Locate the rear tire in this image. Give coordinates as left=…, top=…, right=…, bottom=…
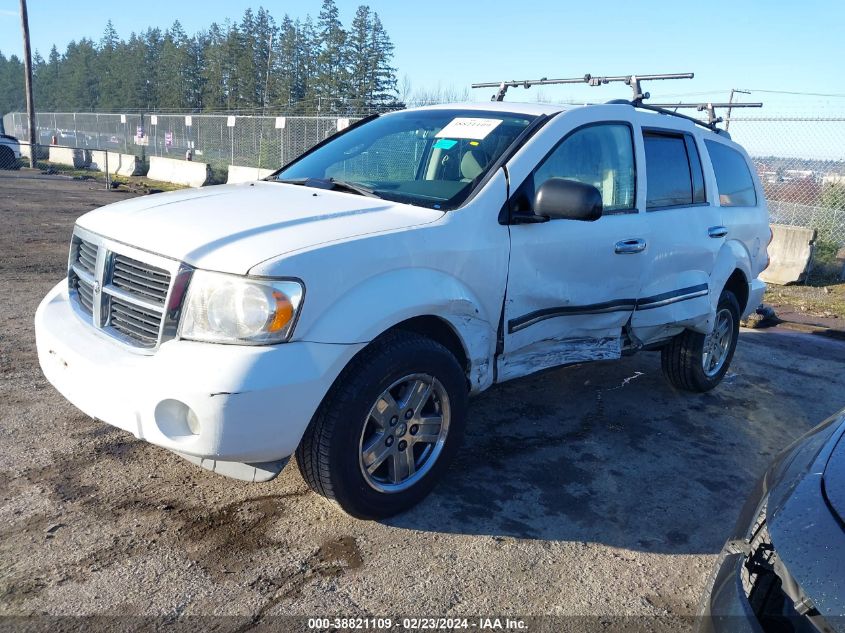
left=296, top=330, right=468, bottom=519
left=661, top=289, right=740, bottom=393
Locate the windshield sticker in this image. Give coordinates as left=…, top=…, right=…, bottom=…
left=436, top=117, right=503, bottom=140
left=433, top=138, right=458, bottom=150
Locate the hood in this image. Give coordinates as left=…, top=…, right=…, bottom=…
left=76, top=181, right=443, bottom=274
left=823, top=427, right=845, bottom=526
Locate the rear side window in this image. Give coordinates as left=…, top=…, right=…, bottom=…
left=644, top=131, right=706, bottom=209
left=705, top=140, right=758, bottom=207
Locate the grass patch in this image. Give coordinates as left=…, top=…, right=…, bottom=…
left=765, top=281, right=845, bottom=320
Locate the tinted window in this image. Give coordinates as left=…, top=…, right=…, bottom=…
left=644, top=132, right=705, bottom=208
left=705, top=140, right=758, bottom=207
left=528, top=124, right=636, bottom=213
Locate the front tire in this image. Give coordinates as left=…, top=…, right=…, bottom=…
left=0, top=147, right=19, bottom=170
left=296, top=330, right=468, bottom=519
left=661, top=289, right=741, bottom=392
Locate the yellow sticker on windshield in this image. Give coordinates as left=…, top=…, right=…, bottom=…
left=436, top=117, right=502, bottom=140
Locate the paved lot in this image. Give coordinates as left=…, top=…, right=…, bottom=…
left=2, top=170, right=845, bottom=626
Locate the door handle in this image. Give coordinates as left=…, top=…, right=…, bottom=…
left=708, top=226, right=728, bottom=238
left=614, top=238, right=647, bottom=254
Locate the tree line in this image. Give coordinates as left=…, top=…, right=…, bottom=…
left=0, top=1, right=399, bottom=116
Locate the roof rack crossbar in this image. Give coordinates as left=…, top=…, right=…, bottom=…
left=471, top=72, right=694, bottom=103
left=647, top=102, right=763, bottom=125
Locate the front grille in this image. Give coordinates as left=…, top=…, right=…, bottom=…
left=74, top=275, right=95, bottom=315
left=109, top=297, right=162, bottom=347
left=111, top=254, right=170, bottom=305
left=75, top=238, right=97, bottom=275
left=68, top=230, right=177, bottom=350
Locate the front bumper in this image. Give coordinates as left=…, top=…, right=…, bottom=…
left=35, top=281, right=363, bottom=467
left=699, top=552, right=763, bottom=633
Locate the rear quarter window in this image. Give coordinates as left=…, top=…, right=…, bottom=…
left=705, top=140, right=758, bottom=207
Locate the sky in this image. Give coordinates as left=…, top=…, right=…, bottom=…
left=1, top=0, right=844, bottom=111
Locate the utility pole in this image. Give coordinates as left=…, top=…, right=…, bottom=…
left=19, top=0, right=37, bottom=168
left=725, top=89, right=751, bottom=131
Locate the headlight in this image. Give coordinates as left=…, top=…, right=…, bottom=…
left=179, top=270, right=304, bottom=344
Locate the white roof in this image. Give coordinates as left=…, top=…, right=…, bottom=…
left=405, top=101, right=572, bottom=117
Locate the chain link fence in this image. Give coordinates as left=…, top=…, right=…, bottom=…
left=727, top=116, right=845, bottom=248
left=3, top=110, right=844, bottom=248
left=1, top=111, right=362, bottom=182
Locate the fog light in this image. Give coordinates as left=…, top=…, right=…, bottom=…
left=186, top=408, right=201, bottom=435
left=154, top=399, right=200, bottom=438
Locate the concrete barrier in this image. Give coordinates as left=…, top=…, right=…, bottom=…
left=760, top=224, right=817, bottom=285
left=88, top=150, right=142, bottom=177
left=18, top=142, right=48, bottom=160
left=48, top=146, right=89, bottom=169
left=147, top=156, right=210, bottom=187
left=226, top=165, right=275, bottom=184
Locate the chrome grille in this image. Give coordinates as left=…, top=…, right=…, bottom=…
left=67, top=228, right=181, bottom=350
left=75, top=239, right=97, bottom=275
left=111, top=254, right=170, bottom=305
left=74, top=276, right=95, bottom=315
left=109, top=298, right=161, bottom=347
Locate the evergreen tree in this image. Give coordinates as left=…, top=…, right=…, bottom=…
left=298, top=16, right=320, bottom=114
left=369, top=13, right=398, bottom=110
left=0, top=52, right=25, bottom=114
left=0, top=8, right=400, bottom=115
left=315, top=0, right=348, bottom=113
left=201, top=23, right=228, bottom=111
left=97, top=21, right=123, bottom=111
left=60, top=39, right=100, bottom=110
left=156, top=21, right=191, bottom=110
left=273, top=16, right=298, bottom=110
left=347, top=6, right=373, bottom=113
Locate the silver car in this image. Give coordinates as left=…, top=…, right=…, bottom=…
left=700, top=408, right=845, bottom=632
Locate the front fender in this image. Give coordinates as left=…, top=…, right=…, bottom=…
left=302, top=268, right=497, bottom=392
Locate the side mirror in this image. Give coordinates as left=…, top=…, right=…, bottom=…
left=534, top=178, right=603, bottom=221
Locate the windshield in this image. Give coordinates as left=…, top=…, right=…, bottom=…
left=275, top=109, right=536, bottom=210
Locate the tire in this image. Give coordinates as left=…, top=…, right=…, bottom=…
left=661, top=289, right=741, bottom=393
left=296, top=330, right=468, bottom=519
left=0, top=147, right=19, bottom=170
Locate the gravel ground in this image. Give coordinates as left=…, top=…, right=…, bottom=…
left=2, top=170, right=845, bottom=629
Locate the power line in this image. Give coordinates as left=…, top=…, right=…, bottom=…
left=740, top=89, right=845, bottom=98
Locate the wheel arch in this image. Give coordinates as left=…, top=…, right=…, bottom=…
left=712, top=241, right=753, bottom=318
left=723, top=268, right=750, bottom=315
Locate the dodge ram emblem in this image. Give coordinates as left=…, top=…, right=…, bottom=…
left=93, top=280, right=101, bottom=294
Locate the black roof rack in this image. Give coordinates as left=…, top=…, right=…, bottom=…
left=646, top=102, right=763, bottom=125
left=471, top=72, right=694, bottom=103
left=602, top=101, right=762, bottom=133
left=470, top=72, right=763, bottom=131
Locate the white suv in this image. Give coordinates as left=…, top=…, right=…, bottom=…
left=35, top=102, right=768, bottom=518
left=0, top=133, right=21, bottom=169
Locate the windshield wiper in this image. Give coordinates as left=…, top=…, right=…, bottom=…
left=324, top=178, right=381, bottom=198
left=273, top=176, right=381, bottom=199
